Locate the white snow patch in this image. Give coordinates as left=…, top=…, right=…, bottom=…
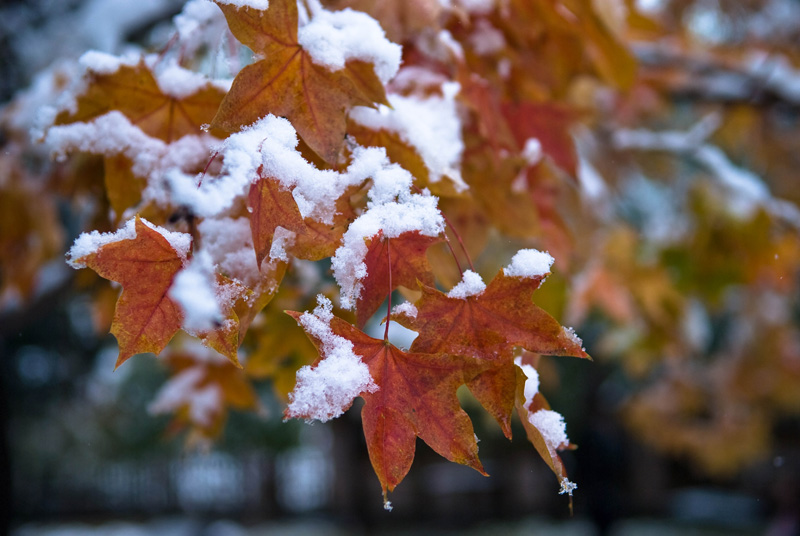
left=559, top=478, right=578, bottom=496
left=78, top=50, right=136, bottom=75
left=349, top=87, right=467, bottom=190
left=522, top=138, right=543, bottom=166
left=514, top=356, right=540, bottom=410
left=66, top=217, right=190, bottom=268
left=392, top=301, right=418, bottom=319
left=331, top=166, right=444, bottom=309
left=287, top=296, right=378, bottom=422
left=562, top=326, right=585, bottom=352
left=170, top=250, right=222, bottom=333
left=66, top=218, right=138, bottom=268
left=215, top=0, right=270, bottom=9
left=447, top=270, right=486, bottom=299
left=196, top=217, right=261, bottom=288
left=503, top=249, right=554, bottom=278
left=529, top=409, right=569, bottom=452
left=298, top=8, right=401, bottom=84
left=269, top=227, right=296, bottom=262
left=154, top=60, right=216, bottom=99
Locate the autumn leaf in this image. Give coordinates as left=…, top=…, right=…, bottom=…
left=355, top=231, right=442, bottom=328
left=323, top=0, right=443, bottom=43
left=211, top=0, right=391, bottom=163
left=501, top=101, right=579, bottom=177
left=286, top=310, right=486, bottom=499
left=248, top=166, right=355, bottom=267
left=516, top=385, right=575, bottom=498
left=150, top=344, right=261, bottom=442
left=53, top=58, right=225, bottom=216
left=103, top=154, right=145, bottom=218
left=395, top=258, right=589, bottom=436
left=54, top=59, right=226, bottom=143
left=68, top=217, right=190, bottom=368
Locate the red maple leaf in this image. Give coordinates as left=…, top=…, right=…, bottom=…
left=355, top=231, right=442, bottom=327
left=285, top=311, right=486, bottom=499
left=395, top=267, right=589, bottom=437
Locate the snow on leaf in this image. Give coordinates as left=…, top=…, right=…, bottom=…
left=286, top=306, right=486, bottom=498
left=394, top=261, right=589, bottom=437
left=248, top=165, right=355, bottom=267
left=354, top=230, right=442, bottom=328
left=54, top=55, right=226, bottom=143
left=211, top=0, right=393, bottom=163
left=67, top=217, right=190, bottom=368
left=284, top=296, right=378, bottom=422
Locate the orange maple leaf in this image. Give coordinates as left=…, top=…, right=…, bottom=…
left=211, top=0, right=390, bottom=163
left=395, top=268, right=589, bottom=437
left=286, top=311, right=486, bottom=499
left=69, top=217, right=189, bottom=368
left=355, top=231, right=442, bottom=328
left=248, top=165, right=355, bottom=267
left=55, top=59, right=226, bottom=143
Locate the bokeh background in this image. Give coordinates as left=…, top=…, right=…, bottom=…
left=2, top=0, right=800, bottom=535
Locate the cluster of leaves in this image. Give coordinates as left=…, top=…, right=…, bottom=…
left=2, top=0, right=800, bottom=507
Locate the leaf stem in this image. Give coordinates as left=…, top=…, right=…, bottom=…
left=197, top=151, right=220, bottom=187
left=384, top=237, right=392, bottom=342
left=441, top=211, right=475, bottom=272
left=443, top=234, right=463, bottom=276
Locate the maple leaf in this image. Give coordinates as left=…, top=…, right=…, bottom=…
left=286, top=310, right=486, bottom=499
left=211, top=0, right=391, bottom=163
left=54, top=59, right=226, bottom=143
left=324, top=0, right=443, bottom=43
left=395, top=258, right=589, bottom=437
left=516, top=386, right=576, bottom=500
left=501, top=101, right=579, bottom=177
left=355, top=231, right=442, bottom=328
left=248, top=166, right=355, bottom=267
left=53, top=58, right=225, bottom=216
left=68, top=217, right=189, bottom=368
left=151, top=344, right=261, bottom=442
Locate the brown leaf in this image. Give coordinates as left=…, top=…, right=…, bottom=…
left=212, top=0, right=390, bottom=163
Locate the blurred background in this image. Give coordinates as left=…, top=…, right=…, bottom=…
left=2, top=0, right=800, bottom=535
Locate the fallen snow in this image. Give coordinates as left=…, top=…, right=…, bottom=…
left=561, top=326, right=586, bottom=353
left=215, top=0, right=270, bottom=9
left=392, top=301, right=418, bottom=319
left=66, top=218, right=138, bottom=268
left=298, top=8, right=401, bottom=84
left=503, top=249, right=554, bottom=279
left=169, top=250, right=222, bottom=333
left=528, top=409, right=569, bottom=453
left=447, top=270, right=486, bottom=299
left=349, top=86, right=467, bottom=190
left=66, top=217, right=191, bottom=269
left=514, top=356, right=540, bottom=410
left=286, top=296, right=378, bottom=422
